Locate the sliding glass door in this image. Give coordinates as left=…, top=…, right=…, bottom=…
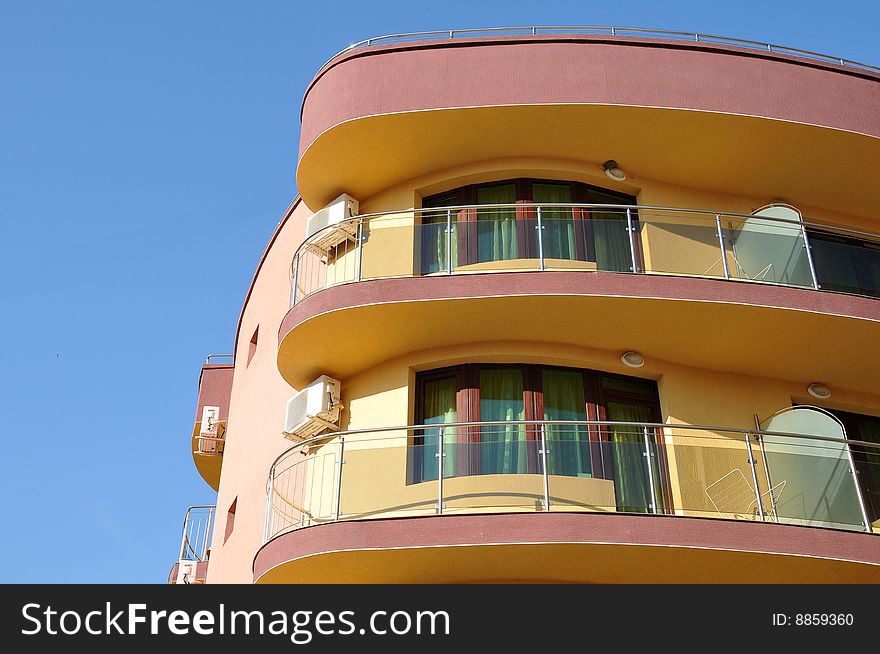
left=421, top=178, right=637, bottom=272
left=532, top=182, right=578, bottom=261
left=415, top=374, right=458, bottom=482
left=605, top=401, right=665, bottom=514
left=413, top=364, right=667, bottom=513
left=808, top=230, right=880, bottom=298
left=475, top=184, right=518, bottom=264
left=541, top=367, right=591, bottom=477
left=419, top=192, right=459, bottom=275
left=478, top=367, right=527, bottom=474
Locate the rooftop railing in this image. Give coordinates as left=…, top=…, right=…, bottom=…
left=290, top=204, right=880, bottom=306
left=264, top=420, right=880, bottom=543
left=204, top=354, right=234, bottom=365
left=318, top=26, right=880, bottom=77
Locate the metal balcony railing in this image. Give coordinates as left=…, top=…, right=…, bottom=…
left=204, top=354, right=234, bottom=365
left=178, top=505, right=215, bottom=563
left=264, top=420, right=880, bottom=543
left=318, top=26, right=880, bottom=77
left=290, top=204, right=880, bottom=306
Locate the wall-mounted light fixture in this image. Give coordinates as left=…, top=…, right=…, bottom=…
left=620, top=351, right=645, bottom=368
left=807, top=383, right=832, bottom=399
left=603, top=160, right=627, bottom=182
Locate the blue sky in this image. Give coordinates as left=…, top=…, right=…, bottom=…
left=1, top=1, right=878, bottom=582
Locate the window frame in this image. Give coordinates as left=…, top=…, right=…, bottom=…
left=421, top=178, right=639, bottom=270
left=805, top=228, right=880, bottom=298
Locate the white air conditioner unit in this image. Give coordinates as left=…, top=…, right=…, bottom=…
left=283, top=375, right=343, bottom=441
left=176, top=561, right=197, bottom=585
left=196, top=405, right=224, bottom=455
left=305, top=194, right=360, bottom=253
left=201, top=405, right=220, bottom=434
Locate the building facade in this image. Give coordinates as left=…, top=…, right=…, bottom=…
left=172, top=27, right=880, bottom=584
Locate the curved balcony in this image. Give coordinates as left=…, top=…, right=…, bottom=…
left=298, top=28, right=880, bottom=213
left=290, top=203, right=880, bottom=304
left=169, top=505, right=214, bottom=584
left=278, top=204, right=880, bottom=390
left=254, top=419, right=880, bottom=583
left=191, top=356, right=234, bottom=491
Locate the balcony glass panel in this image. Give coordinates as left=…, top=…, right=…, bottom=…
left=605, top=405, right=666, bottom=514
left=761, top=435, right=865, bottom=531
left=419, top=192, right=459, bottom=274
left=727, top=215, right=813, bottom=287
left=266, top=419, right=880, bottom=543
left=637, top=211, right=729, bottom=279
left=542, top=369, right=590, bottom=478
left=476, top=183, right=517, bottom=263
left=442, top=436, right=543, bottom=513
left=761, top=407, right=866, bottom=532
left=416, top=374, right=458, bottom=481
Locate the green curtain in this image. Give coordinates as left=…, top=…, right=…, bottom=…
left=593, top=210, right=632, bottom=272
left=479, top=368, right=526, bottom=474
left=533, top=183, right=576, bottom=261
left=420, top=195, right=458, bottom=274
left=476, top=184, right=517, bottom=263
left=607, top=401, right=664, bottom=513
left=420, top=376, right=457, bottom=481
left=542, top=368, right=590, bottom=476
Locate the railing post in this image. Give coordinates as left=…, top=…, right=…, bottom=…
left=800, top=223, right=820, bottom=289
left=334, top=437, right=345, bottom=521
left=356, top=219, right=364, bottom=282
left=715, top=214, right=731, bottom=280
left=626, top=207, right=638, bottom=273
left=446, top=209, right=453, bottom=274
left=744, top=432, right=765, bottom=521
left=436, top=428, right=445, bottom=514
left=178, top=509, right=189, bottom=561
left=642, top=426, right=658, bottom=514
left=753, top=415, right=779, bottom=523
left=540, top=423, right=550, bottom=511
left=208, top=506, right=215, bottom=558
left=536, top=205, right=545, bottom=271
left=291, top=252, right=300, bottom=306
left=263, top=466, right=274, bottom=543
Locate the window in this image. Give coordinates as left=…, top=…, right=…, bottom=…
left=224, top=497, right=237, bottom=544
left=807, top=230, right=880, bottom=298
left=420, top=179, right=637, bottom=274
left=247, top=326, right=259, bottom=366
left=412, top=364, right=667, bottom=514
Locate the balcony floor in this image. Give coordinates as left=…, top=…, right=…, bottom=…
left=278, top=270, right=880, bottom=392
